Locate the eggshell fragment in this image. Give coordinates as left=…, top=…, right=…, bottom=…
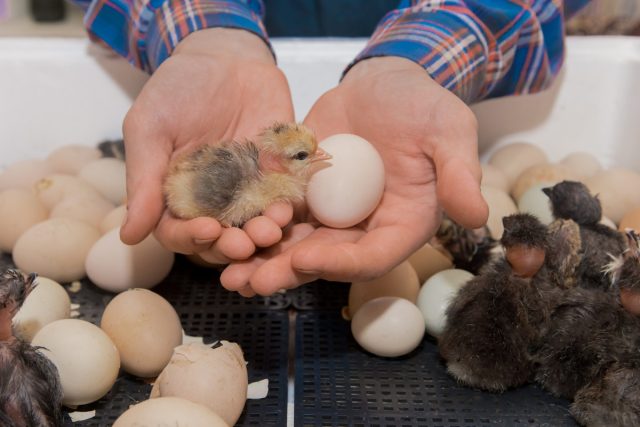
left=347, top=261, right=420, bottom=319
left=50, top=193, right=115, bottom=228
left=32, top=319, right=120, bottom=406
left=150, top=341, right=248, bottom=426
left=34, top=174, right=101, bottom=210
left=13, top=276, right=71, bottom=342
left=46, top=145, right=102, bottom=175
left=585, top=168, right=640, bottom=223
left=351, top=296, right=425, bottom=358
left=559, top=151, right=602, bottom=180
left=481, top=186, right=518, bottom=239
left=0, top=189, right=48, bottom=252
left=488, top=142, right=548, bottom=187
left=113, top=397, right=229, bottom=427
left=0, top=159, right=52, bottom=191
left=306, top=134, right=385, bottom=228
left=417, top=269, right=474, bottom=338
left=511, top=163, right=577, bottom=201
left=99, top=204, right=126, bottom=234
left=77, top=158, right=127, bottom=205
left=86, top=228, right=174, bottom=292
left=408, top=243, right=454, bottom=284
left=13, top=218, right=100, bottom=283
left=100, top=289, right=183, bottom=378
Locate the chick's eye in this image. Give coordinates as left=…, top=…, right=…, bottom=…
left=292, top=151, right=309, bottom=161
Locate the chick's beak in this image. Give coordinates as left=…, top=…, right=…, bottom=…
left=311, top=148, right=332, bottom=162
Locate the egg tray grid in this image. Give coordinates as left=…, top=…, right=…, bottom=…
left=294, top=310, right=578, bottom=427
left=288, top=279, right=350, bottom=311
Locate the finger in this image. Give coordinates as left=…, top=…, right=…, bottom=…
left=120, top=120, right=172, bottom=245
left=202, top=227, right=255, bottom=261
left=433, top=139, right=488, bottom=229
left=291, top=223, right=430, bottom=283
left=154, top=212, right=222, bottom=254
left=262, top=201, right=293, bottom=228
left=242, top=216, right=283, bottom=248
left=220, top=223, right=315, bottom=294
left=236, top=285, right=256, bottom=298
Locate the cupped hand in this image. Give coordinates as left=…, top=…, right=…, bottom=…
left=120, top=28, right=295, bottom=262
left=221, top=56, right=488, bottom=296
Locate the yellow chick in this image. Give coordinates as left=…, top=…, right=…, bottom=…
left=164, top=123, right=330, bottom=227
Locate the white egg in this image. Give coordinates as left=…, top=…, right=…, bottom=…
left=32, top=319, right=120, bottom=406
left=306, top=134, right=384, bottom=228
left=0, top=159, right=53, bottom=191
left=481, top=186, right=518, bottom=239
left=351, top=296, right=425, bottom=358
left=46, top=145, right=102, bottom=175
left=114, top=397, right=229, bottom=427
left=34, top=174, right=102, bottom=210
left=50, top=193, right=115, bottom=228
left=99, top=204, right=127, bottom=234
left=417, top=269, right=474, bottom=338
left=13, top=276, right=71, bottom=342
left=0, top=189, right=48, bottom=252
left=77, top=158, right=127, bottom=205
left=85, top=228, right=174, bottom=292
left=517, top=182, right=555, bottom=224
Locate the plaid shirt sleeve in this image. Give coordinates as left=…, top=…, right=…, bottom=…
left=350, top=0, right=592, bottom=103
left=68, top=0, right=268, bottom=72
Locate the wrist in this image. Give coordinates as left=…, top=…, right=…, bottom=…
left=173, top=28, right=274, bottom=64
left=342, top=56, right=427, bottom=84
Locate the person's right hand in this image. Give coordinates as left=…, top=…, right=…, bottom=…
left=120, top=28, right=296, bottom=263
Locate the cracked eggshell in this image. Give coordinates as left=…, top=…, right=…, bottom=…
left=306, top=134, right=385, bottom=229
left=0, top=189, right=48, bottom=252
left=32, top=319, right=120, bottom=406
left=77, top=158, right=126, bottom=205
left=13, top=276, right=71, bottom=342
left=13, top=218, right=100, bottom=283
left=86, top=228, right=174, bottom=292
left=114, top=397, right=229, bottom=427
left=100, top=289, right=183, bottom=378
left=150, top=341, right=248, bottom=426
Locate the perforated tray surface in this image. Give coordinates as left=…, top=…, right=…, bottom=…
left=0, top=254, right=289, bottom=426
left=290, top=279, right=350, bottom=311
left=294, top=311, right=577, bottom=427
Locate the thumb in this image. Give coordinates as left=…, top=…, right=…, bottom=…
left=434, top=145, right=488, bottom=229
left=120, top=125, right=171, bottom=245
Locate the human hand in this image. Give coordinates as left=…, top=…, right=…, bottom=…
left=221, top=56, right=488, bottom=296
left=120, top=28, right=295, bottom=263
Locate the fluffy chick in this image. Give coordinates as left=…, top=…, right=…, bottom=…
left=164, top=123, right=330, bottom=227
left=434, top=216, right=497, bottom=274
left=543, top=180, right=626, bottom=289
left=0, top=270, right=63, bottom=427
left=533, top=287, right=640, bottom=427
left=606, top=229, right=640, bottom=315
left=501, top=213, right=548, bottom=278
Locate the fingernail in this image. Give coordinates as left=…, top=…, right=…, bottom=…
left=296, top=268, right=322, bottom=276
left=194, top=238, right=214, bottom=245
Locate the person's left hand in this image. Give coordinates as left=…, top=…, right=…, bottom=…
left=221, top=56, right=488, bottom=296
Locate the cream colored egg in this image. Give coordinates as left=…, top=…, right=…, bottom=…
left=585, top=168, right=640, bottom=223
left=347, top=261, right=420, bottom=319
left=0, top=189, right=48, bottom=252
left=480, top=163, right=510, bottom=192
left=13, top=276, right=71, bottom=342
left=511, top=163, right=577, bottom=201
left=78, top=158, right=127, bottom=205
left=46, top=145, right=102, bottom=175
left=559, top=151, right=602, bottom=180
left=306, top=134, right=385, bottom=228
left=488, top=142, right=548, bottom=187
left=34, top=174, right=101, bottom=210
left=50, top=193, right=115, bottom=228
left=481, top=186, right=518, bottom=239
left=13, top=218, right=100, bottom=282
left=408, top=243, right=454, bottom=284
left=100, top=289, right=183, bottom=378
left=150, top=341, right=248, bottom=426
left=417, top=269, right=474, bottom=338
left=351, top=296, right=425, bottom=358
left=619, top=207, right=640, bottom=232
left=113, top=397, right=229, bottom=427
left=32, top=319, right=120, bottom=406
left=99, top=204, right=127, bottom=234
left=0, top=159, right=52, bottom=191
left=517, top=182, right=554, bottom=225
left=86, top=228, right=174, bottom=292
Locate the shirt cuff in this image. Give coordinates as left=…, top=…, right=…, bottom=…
left=84, top=1, right=270, bottom=73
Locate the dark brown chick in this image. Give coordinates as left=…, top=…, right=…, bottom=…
left=501, top=213, right=548, bottom=278
left=434, top=216, right=497, bottom=274
left=0, top=270, right=63, bottom=427
left=543, top=180, right=627, bottom=290
left=164, top=123, right=330, bottom=227
left=605, top=229, right=640, bottom=315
